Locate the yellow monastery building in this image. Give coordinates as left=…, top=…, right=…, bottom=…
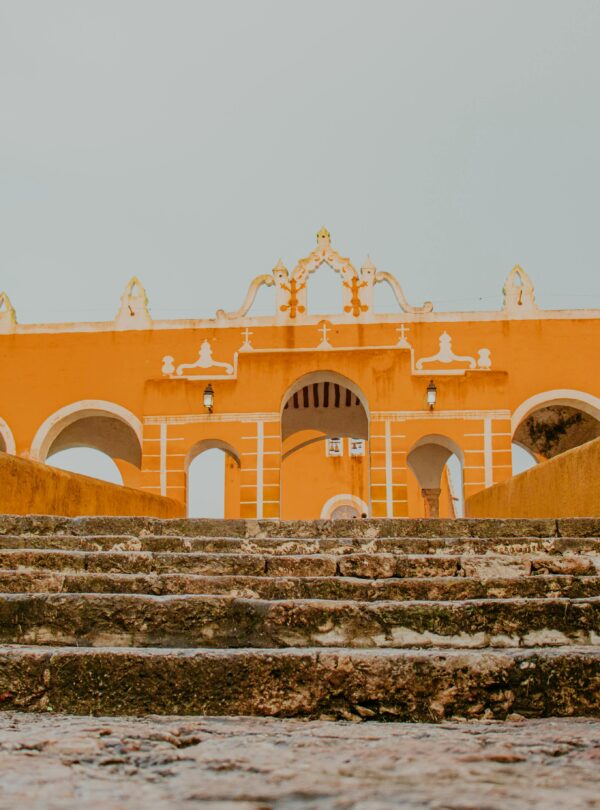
left=1, top=228, right=599, bottom=520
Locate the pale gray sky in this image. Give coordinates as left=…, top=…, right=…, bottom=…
left=2, top=0, right=598, bottom=511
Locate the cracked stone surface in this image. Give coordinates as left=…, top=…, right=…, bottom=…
left=0, top=714, right=599, bottom=809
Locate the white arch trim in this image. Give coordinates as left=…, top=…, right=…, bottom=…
left=409, top=433, right=465, bottom=465
left=320, top=493, right=370, bottom=519
left=30, top=400, right=143, bottom=462
left=280, top=370, right=370, bottom=416
left=0, top=417, right=16, bottom=455
left=511, top=390, right=600, bottom=435
left=185, top=439, right=241, bottom=472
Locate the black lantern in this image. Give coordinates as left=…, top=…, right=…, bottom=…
left=203, top=383, right=214, bottom=413
left=426, top=379, right=437, bottom=410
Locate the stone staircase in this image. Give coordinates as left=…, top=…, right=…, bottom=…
left=0, top=515, right=598, bottom=720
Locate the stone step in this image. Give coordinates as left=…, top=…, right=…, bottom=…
left=0, top=549, right=596, bottom=578
left=2, top=534, right=600, bottom=556
left=0, top=570, right=599, bottom=600
left=0, top=644, right=598, bottom=720
left=4, top=515, right=600, bottom=539
left=0, top=593, right=598, bottom=649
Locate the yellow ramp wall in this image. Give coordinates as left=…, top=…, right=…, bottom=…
left=465, top=437, right=600, bottom=518
left=0, top=452, right=184, bottom=518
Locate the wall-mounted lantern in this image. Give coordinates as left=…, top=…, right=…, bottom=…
left=426, top=379, right=437, bottom=410
left=203, top=383, right=214, bottom=413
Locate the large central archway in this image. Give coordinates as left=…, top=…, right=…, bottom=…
left=280, top=371, right=370, bottom=519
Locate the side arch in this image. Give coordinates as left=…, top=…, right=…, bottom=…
left=0, top=417, right=16, bottom=455
left=511, top=389, right=600, bottom=460
left=511, top=390, right=600, bottom=434
left=30, top=400, right=143, bottom=466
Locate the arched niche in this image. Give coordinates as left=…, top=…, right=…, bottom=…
left=31, top=400, right=143, bottom=468
left=320, top=493, right=369, bottom=519
left=512, top=390, right=600, bottom=460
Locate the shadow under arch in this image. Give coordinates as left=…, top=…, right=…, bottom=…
left=281, top=370, right=369, bottom=441
left=512, top=389, right=600, bottom=460
left=407, top=433, right=464, bottom=518
left=30, top=400, right=143, bottom=468
left=0, top=416, right=16, bottom=455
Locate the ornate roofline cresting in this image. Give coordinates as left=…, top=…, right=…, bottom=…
left=217, top=227, right=433, bottom=322
left=3, top=227, right=599, bottom=334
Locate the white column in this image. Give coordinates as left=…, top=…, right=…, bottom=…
left=256, top=420, right=264, bottom=519
left=385, top=420, right=393, bottom=518
left=159, top=422, right=167, bottom=496
left=483, top=417, right=493, bottom=488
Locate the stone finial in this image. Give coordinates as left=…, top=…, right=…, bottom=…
left=0, top=292, right=16, bottom=332
left=316, top=226, right=331, bottom=250
left=272, top=259, right=288, bottom=279
left=360, top=255, right=377, bottom=282
left=115, top=277, right=152, bottom=330
left=503, top=265, right=538, bottom=315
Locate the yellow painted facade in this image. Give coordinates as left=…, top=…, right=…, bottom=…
left=1, top=228, right=599, bottom=519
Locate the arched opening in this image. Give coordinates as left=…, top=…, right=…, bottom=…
left=49, top=448, right=123, bottom=485
left=306, top=263, right=343, bottom=315
left=407, top=434, right=464, bottom=518
left=186, top=440, right=241, bottom=518
left=512, top=391, right=600, bottom=462
left=31, top=401, right=142, bottom=487
left=512, top=442, right=538, bottom=475
left=281, top=371, right=369, bottom=519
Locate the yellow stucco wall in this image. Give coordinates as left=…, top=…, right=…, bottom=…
left=0, top=452, right=184, bottom=517
left=465, top=437, right=600, bottom=518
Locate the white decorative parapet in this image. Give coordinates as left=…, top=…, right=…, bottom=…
left=416, top=332, right=492, bottom=372
left=162, top=339, right=238, bottom=380
left=216, top=228, right=433, bottom=322
left=115, top=277, right=152, bottom=330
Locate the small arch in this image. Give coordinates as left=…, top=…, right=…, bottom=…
left=31, top=400, right=143, bottom=466
left=186, top=439, right=241, bottom=518
left=320, top=493, right=369, bottom=519
left=407, top=434, right=464, bottom=518
left=185, top=439, right=241, bottom=471
left=0, top=416, right=16, bottom=455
